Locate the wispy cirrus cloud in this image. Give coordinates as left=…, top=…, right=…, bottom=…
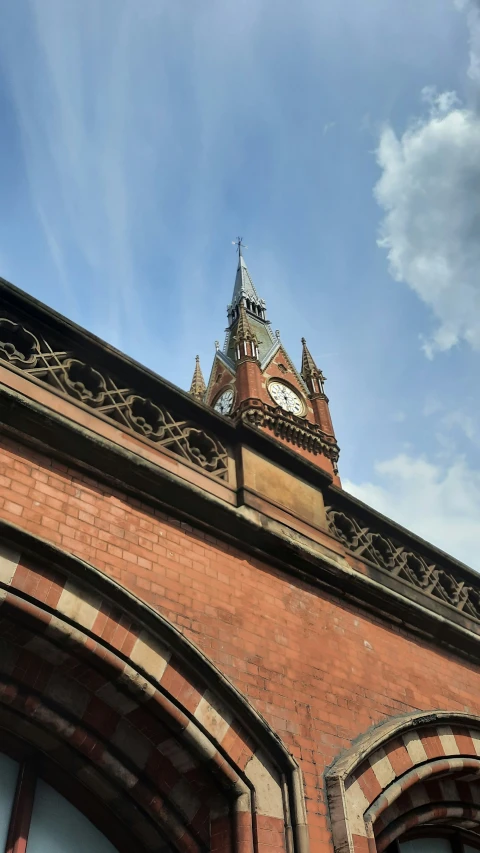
left=0, top=1, right=143, bottom=343
left=0, top=0, right=303, bottom=357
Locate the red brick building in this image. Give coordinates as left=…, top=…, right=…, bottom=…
left=1, top=250, right=480, bottom=853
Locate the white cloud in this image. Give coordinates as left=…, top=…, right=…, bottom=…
left=375, top=92, right=480, bottom=357
left=345, top=453, right=480, bottom=569
left=374, top=0, right=480, bottom=357
left=0, top=2, right=138, bottom=343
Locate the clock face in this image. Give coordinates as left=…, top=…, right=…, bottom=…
left=214, top=388, right=234, bottom=415
left=268, top=381, right=304, bottom=415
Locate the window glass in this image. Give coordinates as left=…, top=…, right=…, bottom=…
left=0, top=752, right=19, bottom=851
left=27, top=779, right=117, bottom=853
left=400, top=839, right=452, bottom=853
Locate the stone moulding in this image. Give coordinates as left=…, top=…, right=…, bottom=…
left=0, top=316, right=229, bottom=481
left=326, top=503, right=480, bottom=623
left=236, top=399, right=340, bottom=472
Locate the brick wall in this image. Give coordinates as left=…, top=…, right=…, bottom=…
left=1, top=433, right=480, bottom=852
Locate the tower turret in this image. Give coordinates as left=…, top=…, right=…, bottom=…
left=202, top=240, right=340, bottom=483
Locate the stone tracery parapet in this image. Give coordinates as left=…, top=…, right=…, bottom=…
left=326, top=502, right=480, bottom=622
left=0, top=316, right=229, bottom=481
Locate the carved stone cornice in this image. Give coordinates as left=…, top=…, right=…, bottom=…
left=234, top=398, right=340, bottom=472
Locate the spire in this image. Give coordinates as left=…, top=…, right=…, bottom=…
left=234, top=303, right=259, bottom=362
left=224, top=240, right=275, bottom=363
left=231, top=254, right=264, bottom=312
left=189, top=355, right=207, bottom=401
left=301, top=338, right=326, bottom=396
left=227, top=238, right=267, bottom=324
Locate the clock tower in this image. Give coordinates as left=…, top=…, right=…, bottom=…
left=189, top=240, right=340, bottom=484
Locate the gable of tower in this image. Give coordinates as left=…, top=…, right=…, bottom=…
left=260, top=342, right=309, bottom=395
left=205, top=352, right=235, bottom=407
left=260, top=344, right=315, bottom=416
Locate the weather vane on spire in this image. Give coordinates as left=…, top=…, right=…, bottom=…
left=232, top=236, right=247, bottom=258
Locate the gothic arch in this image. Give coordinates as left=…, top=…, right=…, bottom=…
left=326, top=712, right=480, bottom=853
left=0, top=521, right=308, bottom=853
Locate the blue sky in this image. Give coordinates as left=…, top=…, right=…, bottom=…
left=0, top=0, right=479, bottom=566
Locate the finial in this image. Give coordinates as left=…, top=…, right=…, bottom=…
left=215, top=340, right=220, bottom=351
left=301, top=337, right=306, bottom=345
left=232, top=236, right=247, bottom=258
left=195, top=354, right=200, bottom=363
left=275, top=330, right=281, bottom=339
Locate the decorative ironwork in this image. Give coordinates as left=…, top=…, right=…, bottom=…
left=237, top=399, right=340, bottom=472
left=326, top=506, right=480, bottom=620
left=0, top=318, right=229, bottom=480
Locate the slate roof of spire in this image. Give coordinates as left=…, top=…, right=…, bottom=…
left=225, top=253, right=276, bottom=363
left=230, top=254, right=262, bottom=310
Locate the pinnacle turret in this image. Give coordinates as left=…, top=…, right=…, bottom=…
left=189, top=355, right=207, bottom=401
left=300, top=338, right=326, bottom=396
left=233, top=303, right=259, bottom=362
left=300, top=338, right=335, bottom=438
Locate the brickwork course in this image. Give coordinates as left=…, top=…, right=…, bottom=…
left=1, top=260, right=480, bottom=853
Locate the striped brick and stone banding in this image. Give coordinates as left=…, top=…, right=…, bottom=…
left=0, top=538, right=297, bottom=853
left=326, top=714, right=480, bottom=853
left=375, top=776, right=480, bottom=851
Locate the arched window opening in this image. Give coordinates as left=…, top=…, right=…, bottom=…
left=0, top=753, right=18, bottom=851
left=326, top=712, right=480, bottom=853
left=28, top=778, right=117, bottom=853
left=388, top=829, right=480, bottom=853
left=0, top=750, right=118, bottom=853
left=0, top=537, right=303, bottom=853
